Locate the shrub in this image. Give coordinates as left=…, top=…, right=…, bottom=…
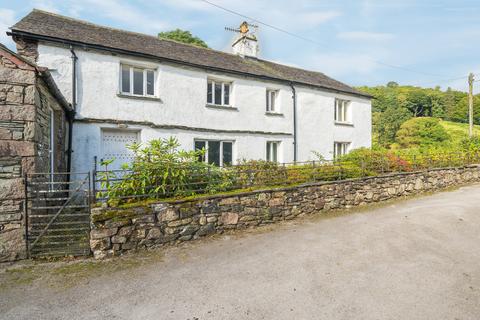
left=229, top=160, right=287, bottom=187
left=395, top=117, right=450, bottom=148
left=99, top=137, right=232, bottom=203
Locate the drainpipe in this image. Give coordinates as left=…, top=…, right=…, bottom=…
left=290, top=82, right=297, bottom=163
left=67, top=46, right=77, bottom=182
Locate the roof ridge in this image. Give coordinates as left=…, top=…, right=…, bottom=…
left=10, top=10, right=370, bottom=98
left=24, top=9, right=331, bottom=75
left=24, top=9, right=242, bottom=58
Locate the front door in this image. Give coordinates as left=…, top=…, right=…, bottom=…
left=101, top=129, right=139, bottom=171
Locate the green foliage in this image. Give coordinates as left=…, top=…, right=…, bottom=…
left=231, top=160, right=287, bottom=187
left=158, top=29, right=209, bottom=48
left=100, top=137, right=231, bottom=203
left=395, top=117, right=450, bottom=148
left=357, top=83, right=479, bottom=148
left=98, top=138, right=480, bottom=205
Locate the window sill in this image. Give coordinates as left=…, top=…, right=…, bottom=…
left=334, top=121, right=354, bottom=127
left=117, top=93, right=162, bottom=102
left=265, top=112, right=284, bottom=117
left=206, top=104, right=238, bottom=111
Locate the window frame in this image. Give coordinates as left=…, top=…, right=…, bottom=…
left=120, top=64, right=157, bottom=98
left=207, top=79, right=233, bottom=107
left=266, top=141, right=280, bottom=163
left=334, top=141, right=350, bottom=159
left=266, top=89, right=279, bottom=113
left=334, top=98, right=351, bottom=124
left=194, top=139, right=234, bottom=166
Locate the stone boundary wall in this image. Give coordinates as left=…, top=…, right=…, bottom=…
left=90, top=166, right=480, bottom=259
left=0, top=44, right=68, bottom=262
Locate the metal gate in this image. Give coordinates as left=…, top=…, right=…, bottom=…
left=25, top=172, right=92, bottom=258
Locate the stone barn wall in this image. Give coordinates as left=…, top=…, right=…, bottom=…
left=0, top=45, right=69, bottom=262
left=90, top=165, right=480, bottom=259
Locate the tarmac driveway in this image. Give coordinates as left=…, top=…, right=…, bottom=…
left=1, top=184, right=480, bottom=320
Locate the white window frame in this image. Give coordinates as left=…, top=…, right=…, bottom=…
left=266, top=89, right=279, bottom=113
left=194, top=139, right=234, bottom=166
left=334, top=98, right=351, bottom=123
left=120, top=64, right=157, bottom=97
left=207, top=79, right=232, bottom=107
left=334, top=142, right=350, bottom=158
left=266, top=141, right=280, bottom=162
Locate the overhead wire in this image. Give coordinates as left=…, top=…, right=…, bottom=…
left=199, top=0, right=467, bottom=81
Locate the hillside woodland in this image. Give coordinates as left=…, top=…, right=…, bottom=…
left=357, top=82, right=480, bottom=151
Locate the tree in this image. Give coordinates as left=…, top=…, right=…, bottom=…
left=356, top=82, right=474, bottom=148
left=374, top=106, right=411, bottom=147
left=158, top=29, right=209, bottom=48
left=395, top=117, right=450, bottom=148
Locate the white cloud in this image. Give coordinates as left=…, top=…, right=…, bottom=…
left=30, top=0, right=60, bottom=13
left=308, top=53, right=378, bottom=77
left=0, top=8, right=16, bottom=49
left=298, top=11, right=341, bottom=27
left=338, top=31, right=394, bottom=41
left=79, top=0, right=170, bottom=33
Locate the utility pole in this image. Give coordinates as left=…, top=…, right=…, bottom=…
left=468, top=73, right=474, bottom=137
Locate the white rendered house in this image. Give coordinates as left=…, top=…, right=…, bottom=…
left=9, top=10, right=372, bottom=177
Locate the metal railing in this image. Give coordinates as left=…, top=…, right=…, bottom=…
left=92, top=151, right=480, bottom=204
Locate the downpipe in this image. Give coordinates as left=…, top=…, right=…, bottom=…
left=67, top=46, right=77, bottom=183
left=290, top=82, right=297, bottom=163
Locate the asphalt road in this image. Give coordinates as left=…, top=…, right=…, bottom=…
left=2, top=184, right=480, bottom=320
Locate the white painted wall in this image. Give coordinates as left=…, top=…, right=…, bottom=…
left=296, top=87, right=372, bottom=161
left=37, top=42, right=371, bottom=175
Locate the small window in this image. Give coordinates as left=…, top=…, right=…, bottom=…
left=334, top=98, right=350, bottom=123
left=195, top=140, right=234, bottom=166
left=194, top=140, right=206, bottom=162
left=120, top=64, right=156, bottom=97
left=121, top=65, right=130, bottom=93
left=133, top=69, right=144, bottom=95
left=266, top=141, right=280, bottom=162
left=146, top=70, right=155, bottom=96
left=207, top=79, right=232, bottom=106
left=266, top=89, right=278, bottom=112
left=334, top=142, right=350, bottom=158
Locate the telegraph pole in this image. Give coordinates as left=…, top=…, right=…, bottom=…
left=468, top=73, right=474, bottom=137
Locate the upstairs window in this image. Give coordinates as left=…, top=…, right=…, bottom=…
left=266, top=141, right=280, bottom=162
left=334, top=142, right=350, bottom=158
left=195, top=140, right=233, bottom=166
left=334, top=98, right=350, bottom=123
left=207, top=80, right=231, bottom=106
left=266, top=89, right=278, bottom=112
left=121, top=64, right=155, bottom=97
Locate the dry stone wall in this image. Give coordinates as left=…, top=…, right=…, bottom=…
left=0, top=44, right=68, bottom=262
left=90, top=166, right=480, bottom=259
left=0, top=53, right=37, bottom=262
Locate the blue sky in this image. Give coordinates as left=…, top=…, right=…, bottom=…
left=0, top=0, right=479, bottom=92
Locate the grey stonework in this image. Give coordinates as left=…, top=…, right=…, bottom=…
left=0, top=43, right=69, bottom=262
left=13, top=37, right=38, bottom=63
left=90, top=166, right=480, bottom=259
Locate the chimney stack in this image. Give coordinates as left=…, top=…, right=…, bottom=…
left=231, top=21, right=258, bottom=58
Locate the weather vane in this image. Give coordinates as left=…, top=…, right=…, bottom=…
left=225, top=21, right=258, bottom=37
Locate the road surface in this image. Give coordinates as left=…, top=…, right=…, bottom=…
left=2, top=184, right=480, bottom=320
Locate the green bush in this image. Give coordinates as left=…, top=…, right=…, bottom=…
left=395, top=117, right=450, bottom=148
left=97, top=137, right=480, bottom=204
left=228, top=160, right=287, bottom=187
left=99, top=137, right=232, bottom=203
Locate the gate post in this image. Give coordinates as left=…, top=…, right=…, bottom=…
left=23, top=173, right=29, bottom=259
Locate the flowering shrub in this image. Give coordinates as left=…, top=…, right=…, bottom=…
left=97, top=138, right=480, bottom=205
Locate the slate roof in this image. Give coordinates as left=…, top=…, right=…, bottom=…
left=9, top=9, right=370, bottom=98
